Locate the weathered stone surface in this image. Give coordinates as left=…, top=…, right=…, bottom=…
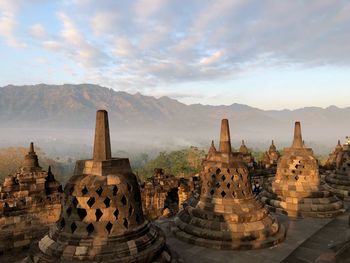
left=239, top=140, right=255, bottom=169
left=324, top=140, right=343, bottom=170
left=0, top=143, right=62, bottom=253
left=172, top=119, right=286, bottom=250
left=259, top=122, right=344, bottom=218
left=261, top=140, right=280, bottom=169
left=324, top=139, right=350, bottom=201
left=26, top=110, right=177, bottom=263
left=141, top=168, right=195, bottom=220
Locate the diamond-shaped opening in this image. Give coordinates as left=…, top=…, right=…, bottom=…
left=69, top=186, right=74, bottom=195
left=123, top=218, right=129, bottom=229
left=232, top=191, right=236, bottom=197
left=71, top=222, right=77, bottom=233
left=72, top=197, right=78, bottom=207
left=113, top=209, right=119, bottom=220
left=221, top=191, right=226, bottom=198
left=66, top=206, right=72, bottom=217
left=292, top=170, right=296, bottom=174
left=59, top=218, right=65, bottom=229
left=95, top=209, right=103, bottom=221
left=295, top=175, right=299, bottom=181
left=104, top=197, right=111, bottom=208
left=227, top=169, right=230, bottom=173
left=121, top=195, right=127, bottom=206
left=81, top=186, right=88, bottom=195
left=95, top=186, right=103, bottom=196
left=211, top=174, right=216, bottom=180
left=128, top=205, right=133, bottom=217
left=216, top=182, right=220, bottom=188
left=127, top=183, right=131, bottom=192
left=210, top=189, right=215, bottom=195
left=87, top=197, right=95, bottom=208
left=86, top=223, right=94, bottom=235
left=105, top=221, right=113, bottom=234
left=231, top=176, right=234, bottom=181
left=112, top=185, right=118, bottom=196
left=216, top=168, right=221, bottom=174
left=227, top=183, right=231, bottom=189
left=77, top=208, right=87, bottom=220
left=221, top=175, right=226, bottom=181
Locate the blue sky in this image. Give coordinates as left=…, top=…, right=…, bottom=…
left=0, top=0, right=349, bottom=109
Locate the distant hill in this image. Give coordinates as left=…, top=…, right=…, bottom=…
left=0, top=84, right=349, bottom=154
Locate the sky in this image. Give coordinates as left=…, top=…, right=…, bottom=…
left=0, top=0, right=349, bottom=110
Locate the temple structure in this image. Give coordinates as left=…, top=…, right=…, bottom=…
left=171, top=119, right=286, bottom=249
left=26, top=110, right=177, bottom=263
left=141, top=168, right=195, bottom=219
left=259, top=122, right=344, bottom=218
left=239, top=140, right=255, bottom=169
left=261, top=140, right=280, bottom=169
left=0, top=143, right=62, bottom=252
left=324, top=140, right=343, bottom=170
left=324, top=138, right=350, bottom=201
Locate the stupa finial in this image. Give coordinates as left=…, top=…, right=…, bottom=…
left=93, top=110, right=112, bottom=161
left=29, top=142, right=35, bottom=153
left=219, top=119, right=231, bottom=153
left=272, top=140, right=274, bottom=146
left=292, top=121, right=303, bottom=148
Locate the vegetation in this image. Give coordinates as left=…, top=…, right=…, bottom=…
left=134, top=146, right=206, bottom=182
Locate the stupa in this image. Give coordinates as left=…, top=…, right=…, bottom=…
left=27, top=110, right=176, bottom=263
left=261, top=140, right=280, bottom=169
left=239, top=140, right=255, bottom=169
left=259, top=122, right=344, bottom=218
left=324, top=140, right=343, bottom=170
left=0, top=143, right=62, bottom=252
left=171, top=119, right=286, bottom=250
left=324, top=138, right=350, bottom=201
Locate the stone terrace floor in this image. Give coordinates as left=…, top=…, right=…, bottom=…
left=156, top=202, right=350, bottom=263
left=1, top=203, right=349, bottom=263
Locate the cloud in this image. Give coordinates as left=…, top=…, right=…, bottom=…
left=2, top=0, right=350, bottom=95
left=29, top=23, right=46, bottom=39
left=0, top=0, right=26, bottom=48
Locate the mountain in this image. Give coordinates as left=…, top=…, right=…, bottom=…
left=0, top=84, right=349, bottom=155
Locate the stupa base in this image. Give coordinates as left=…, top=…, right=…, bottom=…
left=171, top=209, right=286, bottom=250
left=325, top=174, right=350, bottom=201
left=259, top=189, right=345, bottom=219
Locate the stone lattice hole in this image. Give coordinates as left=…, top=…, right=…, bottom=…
left=210, top=189, right=215, bottom=195
left=77, top=208, right=87, bottom=220
left=86, top=223, right=94, bottom=235
left=113, top=209, right=119, bottom=220
left=227, top=183, right=231, bottom=189
left=87, top=197, right=95, bottom=208
left=127, top=183, right=132, bottom=192
left=72, top=197, right=78, bottom=207
left=105, top=221, right=113, bottom=234
left=112, top=185, right=118, bottom=196
left=104, top=197, right=111, bottom=208
left=95, top=186, right=103, bottom=196
left=71, top=222, right=77, bottom=233
left=221, top=191, right=226, bottom=198
left=59, top=218, right=65, bottom=229
left=95, top=209, right=103, bottom=221
left=81, top=186, right=88, bottom=195
left=128, top=205, right=133, bottom=217
left=121, top=195, right=127, bottom=206
left=123, top=218, right=129, bottom=229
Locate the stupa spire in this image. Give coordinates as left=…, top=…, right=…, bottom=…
left=292, top=121, right=303, bottom=148
left=93, top=110, right=112, bottom=161
left=219, top=119, right=231, bottom=153
left=29, top=142, right=34, bottom=153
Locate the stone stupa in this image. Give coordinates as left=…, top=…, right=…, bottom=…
left=259, top=122, right=344, bottom=218
left=261, top=140, right=280, bottom=169
left=27, top=110, right=176, bottom=263
left=0, top=143, right=62, bottom=252
left=324, top=140, right=343, bottom=170
left=238, top=140, right=255, bottom=169
left=325, top=138, right=350, bottom=201
left=171, top=119, right=286, bottom=250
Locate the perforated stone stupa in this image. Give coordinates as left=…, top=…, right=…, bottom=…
left=0, top=143, right=62, bottom=252
left=239, top=140, right=255, bottom=169
left=325, top=139, right=350, bottom=201
left=261, top=140, right=280, bottom=169
left=171, top=119, right=286, bottom=250
left=259, top=122, right=344, bottom=218
left=324, top=140, right=343, bottom=170
left=27, top=110, right=176, bottom=263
